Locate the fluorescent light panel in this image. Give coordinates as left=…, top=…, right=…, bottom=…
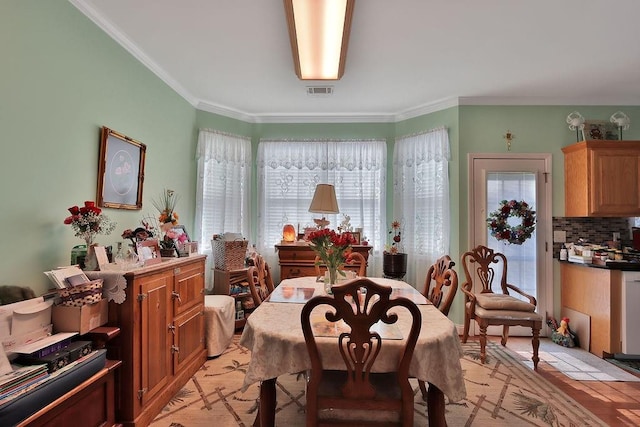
left=285, top=0, right=354, bottom=80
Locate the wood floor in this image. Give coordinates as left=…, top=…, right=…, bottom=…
left=493, top=336, right=640, bottom=426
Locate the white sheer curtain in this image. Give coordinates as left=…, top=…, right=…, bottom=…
left=393, top=127, right=450, bottom=289
left=195, top=129, right=252, bottom=288
left=257, top=139, right=387, bottom=281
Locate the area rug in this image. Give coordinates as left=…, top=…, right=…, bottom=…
left=606, top=357, right=640, bottom=377
left=150, top=336, right=607, bottom=426
left=515, top=338, right=640, bottom=382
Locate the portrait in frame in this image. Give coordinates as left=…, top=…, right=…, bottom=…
left=136, top=239, right=161, bottom=266
left=97, top=126, right=146, bottom=210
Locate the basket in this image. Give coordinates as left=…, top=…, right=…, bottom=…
left=212, top=238, right=248, bottom=270
left=57, top=279, right=104, bottom=307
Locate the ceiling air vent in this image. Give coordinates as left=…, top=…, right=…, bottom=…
left=306, top=86, right=334, bottom=96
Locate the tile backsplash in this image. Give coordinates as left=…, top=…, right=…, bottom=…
left=552, top=217, right=634, bottom=258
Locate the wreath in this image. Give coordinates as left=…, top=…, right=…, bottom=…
left=487, top=200, right=536, bottom=245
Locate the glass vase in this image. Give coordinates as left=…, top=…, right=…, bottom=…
left=325, top=267, right=338, bottom=294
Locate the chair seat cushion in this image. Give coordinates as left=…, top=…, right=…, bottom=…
left=473, top=305, right=543, bottom=321
left=475, top=293, right=535, bottom=312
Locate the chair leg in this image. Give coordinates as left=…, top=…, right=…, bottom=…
left=418, top=379, right=428, bottom=402
left=531, top=325, right=541, bottom=370
left=462, top=314, right=470, bottom=343
left=501, top=325, right=510, bottom=346
left=479, top=322, right=488, bottom=364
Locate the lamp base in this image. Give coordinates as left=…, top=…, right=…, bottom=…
left=313, top=217, right=330, bottom=228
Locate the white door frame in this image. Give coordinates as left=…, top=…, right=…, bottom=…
left=467, top=153, right=553, bottom=335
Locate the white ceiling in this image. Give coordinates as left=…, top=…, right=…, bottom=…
left=71, top=0, right=640, bottom=123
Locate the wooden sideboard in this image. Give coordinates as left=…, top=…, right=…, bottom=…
left=107, top=255, right=207, bottom=426
left=275, top=244, right=371, bottom=280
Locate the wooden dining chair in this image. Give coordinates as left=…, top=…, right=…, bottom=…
left=301, top=278, right=421, bottom=426
left=417, top=255, right=458, bottom=401
left=246, top=252, right=275, bottom=307
left=460, top=245, right=543, bottom=369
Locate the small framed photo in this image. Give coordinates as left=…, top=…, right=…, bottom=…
left=94, top=246, right=110, bottom=269
left=582, top=120, right=619, bottom=141
left=350, top=231, right=361, bottom=244
left=171, top=225, right=190, bottom=244
left=97, top=126, right=146, bottom=210
left=185, top=241, right=199, bottom=256
left=136, top=239, right=161, bottom=266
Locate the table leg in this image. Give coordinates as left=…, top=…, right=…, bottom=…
left=427, top=382, right=447, bottom=427
left=253, top=378, right=277, bottom=427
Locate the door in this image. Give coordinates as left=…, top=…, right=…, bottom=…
left=469, top=154, right=552, bottom=336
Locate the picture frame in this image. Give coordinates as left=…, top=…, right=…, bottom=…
left=171, top=225, right=190, bottom=243
left=97, top=126, right=146, bottom=210
left=136, top=239, right=161, bottom=266
left=581, top=120, right=619, bottom=141
left=351, top=231, right=361, bottom=244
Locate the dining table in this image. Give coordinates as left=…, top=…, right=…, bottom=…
left=239, top=276, right=466, bottom=426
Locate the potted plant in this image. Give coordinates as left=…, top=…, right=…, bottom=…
left=383, top=220, right=407, bottom=279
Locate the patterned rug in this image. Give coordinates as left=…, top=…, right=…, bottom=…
left=151, top=336, right=607, bottom=426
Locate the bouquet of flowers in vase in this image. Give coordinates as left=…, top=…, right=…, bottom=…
left=64, top=201, right=116, bottom=246
left=152, top=188, right=181, bottom=250
left=308, top=229, right=357, bottom=291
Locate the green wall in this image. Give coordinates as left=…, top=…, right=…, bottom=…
left=2, top=1, right=197, bottom=295
left=4, top=2, right=640, bottom=327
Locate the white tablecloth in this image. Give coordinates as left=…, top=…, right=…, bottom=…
left=239, top=276, right=466, bottom=402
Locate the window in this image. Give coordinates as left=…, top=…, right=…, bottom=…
left=195, top=129, right=252, bottom=254
left=393, top=127, right=450, bottom=286
left=257, top=139, right=386, bottom=276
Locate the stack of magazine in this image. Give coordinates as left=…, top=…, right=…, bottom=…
left=0, top=364, right=49, bottom=405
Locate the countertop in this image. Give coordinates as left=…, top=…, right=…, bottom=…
left=558, top=259, right=640, bottom=271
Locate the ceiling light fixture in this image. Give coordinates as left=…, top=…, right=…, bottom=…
left=284, top=0, right=355, bottom=80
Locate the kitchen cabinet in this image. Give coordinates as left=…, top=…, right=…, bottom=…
left=108, top=256, right=207, bottom=426
left=562, top=140, right=640, bottom=216
left=560, top=262, right=622, bottom=357
left=275, top=244, right=371, bottom=280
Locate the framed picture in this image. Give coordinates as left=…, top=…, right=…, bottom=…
left=97, top=126, right=146, bottom=210
left=136, top=239, right=161, bottom=266
left=351, top=231, right=361, bottom=244
left=171, top=225, right=190, bottom=243
left=581, top=120, right=619, bottom=141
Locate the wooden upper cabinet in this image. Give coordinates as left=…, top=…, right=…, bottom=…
left=562, top=140, right=640, bottom=217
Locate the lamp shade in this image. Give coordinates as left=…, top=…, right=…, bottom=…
left=309, top=184, right=339, bottom=214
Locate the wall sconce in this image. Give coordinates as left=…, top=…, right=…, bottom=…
left=566, top=111, right=585, bottom=142
left=309, top=184, right=339, bottom=228
left=503, top=130, right=515, bottom=151
left=610, top=111, right=631, bottom=140
left=284, top=0, right=355, bottom=80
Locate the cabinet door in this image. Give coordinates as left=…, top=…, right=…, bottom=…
left=591, top=149, right=640, bottom=216
left=172, top=304, right=204, bottom=373
left=139, top=271, right=173, bottom=406
left=173, top=261, right=205, bottom=316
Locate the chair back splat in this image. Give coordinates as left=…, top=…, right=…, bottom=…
left=301, top=278, right=421, bottom=426
left=423, top=255, right=458, bottom=316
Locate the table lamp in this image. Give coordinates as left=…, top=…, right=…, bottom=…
left=308, top=184, right=339, bottom=228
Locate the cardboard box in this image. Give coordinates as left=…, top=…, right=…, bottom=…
left=52, top=299, right=108, bottom=335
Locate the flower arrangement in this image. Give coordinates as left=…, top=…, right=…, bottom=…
left=308, top=228, right=357, bottom=286
left=153, top=188, right=179, bottom=226
left=64, top=201, right=116, bottom=245
left=487, top=199, right=536, bottom=245
left=151, top=189, right=182, bottom=250
left=385, top=220, right=403, bottom=254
